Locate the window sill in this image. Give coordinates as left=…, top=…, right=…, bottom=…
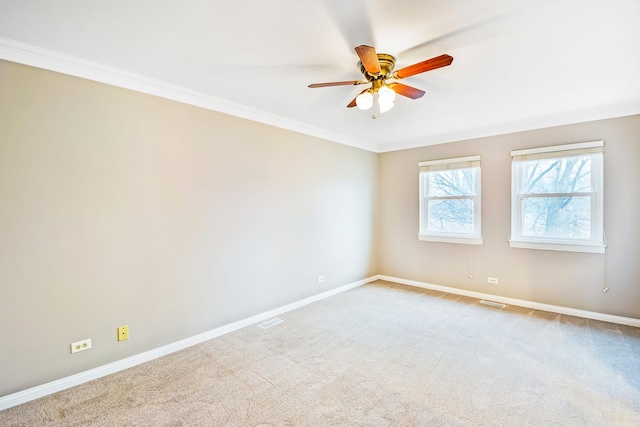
left=418, top=234, right=483, bottom=245
left=509, top=239, right=606, bottom=254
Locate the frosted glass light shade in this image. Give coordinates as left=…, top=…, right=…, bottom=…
left=379, top=101, right=395, bottom=113
left=378, top=86, right=396, bottom=113
left=378, top=86, right=396, bottom=104
left=356, top=91, right=373, bottom=110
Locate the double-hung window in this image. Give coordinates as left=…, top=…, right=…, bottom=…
left=510, top=140, right=605, bottom=253
left=418, top=155, right=482, bottom=245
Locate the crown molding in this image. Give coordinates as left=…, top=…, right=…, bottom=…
left=0, top=37, right=377, bottom=152
left=2, top=37, right=639, bottom=154
left=378, top=100, right=640, bottom=152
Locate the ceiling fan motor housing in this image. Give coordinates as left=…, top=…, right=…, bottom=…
left=359, top=53, right=396, bottom=81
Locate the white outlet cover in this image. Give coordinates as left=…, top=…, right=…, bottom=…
left=70, top=338, right=92, bottom=354
left=318, top=276, right=325, bottom=283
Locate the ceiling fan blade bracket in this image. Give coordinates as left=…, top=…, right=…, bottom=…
left=308, top=80, right=365, bottom=88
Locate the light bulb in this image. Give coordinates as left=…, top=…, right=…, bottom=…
left=356, top=91, right=373, bottom=110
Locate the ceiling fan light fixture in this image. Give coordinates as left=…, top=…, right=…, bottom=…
left=378, top=86, right=396, bottom=113
left=356, top=91, right=374, bottom=110
left=379, top=101, right=395, bottom=113
left=308, top=45, right=453, bottom=117
left=378, top=86, right=396, bottom=104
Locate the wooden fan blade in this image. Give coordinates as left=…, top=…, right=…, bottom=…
left=393, top=54, right=453, bottom=79
left=389, top=83, right=425, bottom=99
left=308, top=80, right=363, bottom=88
left=347, top=89, right=369, bottom=108
left=355, top=45, right=381, bottom=74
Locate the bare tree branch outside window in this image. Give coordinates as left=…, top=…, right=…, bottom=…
left=521, top=155, right=592, bottom=239
left=427, top=169, right=476, bottom=233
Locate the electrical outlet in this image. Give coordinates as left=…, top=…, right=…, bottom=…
left=488, top=277, right=499, bottom=284
left=70, top=338, right=92, bottom=354
left=318, top=276, right=325, bottom=283
left=117, top=325, right=129, bottom=341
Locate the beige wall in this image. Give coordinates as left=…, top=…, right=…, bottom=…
left=379, top=115, right=640, bottom=319
left=0, top=60, right=379, bottom=397
left=2, top=57, right=639, bottom=399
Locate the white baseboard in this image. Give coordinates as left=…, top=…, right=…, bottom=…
left=0, top=275, right=377, bottom=411
left=5, top=273, right=636, bottom=411
left=378, top=275, right=640, bottom=328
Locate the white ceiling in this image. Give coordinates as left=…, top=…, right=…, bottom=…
left=1, top=0, right=639, bottom=152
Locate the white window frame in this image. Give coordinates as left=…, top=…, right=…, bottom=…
left=418, top=155, right=482, bottom=245
left=510, top=140, right=605, bottom=254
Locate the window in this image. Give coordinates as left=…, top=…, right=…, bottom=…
left=510, top=140, right=605, bottom=253
left=418, top=155, right=482, bottom=245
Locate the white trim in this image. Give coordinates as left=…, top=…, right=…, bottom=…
left=0, top=37, right=375, bottom=153
left=510, top=147, right=604, bottom=250
left=509, top=239, right=606, bottom=254
left=2, top=38, right=639, bottom=155
left=0, top=275, right=378, bottom=411
left=418, top=234, right=483, bottom=245
left=378, top=275, right=640, bottom=328
left=376, top=103, right=640, bottom=153
left=3, top=273, right=638, bottom=410
left=419, top=161, right=482, bottom=241
left=511, top=140, right=604, bottom=157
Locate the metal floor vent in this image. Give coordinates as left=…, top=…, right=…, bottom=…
left=258, top=318, right=284, bottom=329
left=480, top=300, right=506, bottom=309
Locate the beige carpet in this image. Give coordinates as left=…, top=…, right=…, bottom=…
left=2, top=280, right=640, bottom=426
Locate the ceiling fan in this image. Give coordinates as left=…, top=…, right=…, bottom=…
left=308, top=45, right=453, bottom=119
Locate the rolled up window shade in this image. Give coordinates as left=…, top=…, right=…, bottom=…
left=511, top=140, right=603, bottom=162
left=419, top=155, right=480, bottom=172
